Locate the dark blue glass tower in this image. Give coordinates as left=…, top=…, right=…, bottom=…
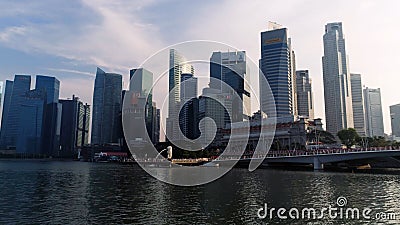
left=260, top=27, right=295, bottom=118
left=91, top=67, right=122, bottom=145
left=17, top=89, right=46, bottom=154
left=35, top=75, right=61, bottom=156
left=0, top=75, right=31, bottom=149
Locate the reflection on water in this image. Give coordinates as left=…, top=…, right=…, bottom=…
left=0, top=161, right=399, bottom=224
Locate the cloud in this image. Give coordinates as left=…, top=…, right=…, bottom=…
left=0, top=0, right=166, bottom=72
left=46, top=68, right=94, bottom=77
left=0, top=26, right=28, bottom=42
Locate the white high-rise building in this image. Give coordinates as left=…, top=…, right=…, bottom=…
left=350, top=73, right=366, bottom=136
left=166, top=49, right=194, bottom=141
left=364, top=87, right=384, bottom=137
left=322, top=22, right=354, bottom=135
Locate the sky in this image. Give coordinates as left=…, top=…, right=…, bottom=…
left=0, top=0, right=399, bottom=135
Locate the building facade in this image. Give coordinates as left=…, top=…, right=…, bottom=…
left=364, top=87, right=384, bottom=137
left=167, top=49, right=194, bottom=141
left=322, top=22, right=354, bottom=135
left=91, top=67, right=122, bottom=145
left=17, top=89, right=46, bottom=154
left=198, top=88, right=232, bottom=145
left=179, top=73, right=199, bottom=140
left=36, top=75, right=62, bottom=156
left=60, top=96, right=90, bottom=157
left=260, top=23, right=297, bottom=118
left=350, top=73, right=366, bottom=136
left=210, top=51, right=251, bottom=122
left=129, top=68, right=159, bottom=144
left=390, top=104, right=400, bottom=138
left=296, top=70, right=314, bottom=119
left=0, top=75, right=31, bottom=149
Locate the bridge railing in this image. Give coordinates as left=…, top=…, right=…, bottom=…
left=236, top=146, right=400, bottom=159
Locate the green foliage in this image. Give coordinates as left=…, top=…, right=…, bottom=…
left=337, top=128, right=360, bottom=148
left=357, top=136, right=391, bottom=147
left=306, top=129, right=337, bottom=144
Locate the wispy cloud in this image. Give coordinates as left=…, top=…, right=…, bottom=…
left=0, top=26, right=28, bottom=42
left=46, top=68, right=94, bottom=77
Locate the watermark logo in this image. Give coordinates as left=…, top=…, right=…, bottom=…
left=122, top=40, right=276, bottom=186
left=257, top=196, right=397, bottom=221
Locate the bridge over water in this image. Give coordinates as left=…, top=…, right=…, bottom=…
left=215, top=147, right=400, bottom=170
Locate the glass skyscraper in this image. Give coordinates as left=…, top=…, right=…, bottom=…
left=167, top=49, right=194, bottom=141
left=296, top=70, right=314, bottom=119
left=0, top=75, right=31, bottom=149
left=260, top=23, right=296, bottom=118
left=17, top=89, right=46, bottom=154
left=60, top=95, right=90, bottom=157
left=364, top=87, right=384, bottom=137
left=210, top=51, right=250, bottom=122
left=91, top=67, right=122, bottom=145
left=179, top=73, right=199, bottom=140
left=390, top=104, right=400, bottom=138
left=322, top=22, right=354, bottom=135
left=36, top=75, right=60, bottom=104
left=36, top=75, right=62, bottom=156
left=350, top=73, right=366, bottom=136
left=129, top=68, right=158, bottom=144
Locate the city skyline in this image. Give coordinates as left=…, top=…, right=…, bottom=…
left=0, top=1, right=399, bottom=134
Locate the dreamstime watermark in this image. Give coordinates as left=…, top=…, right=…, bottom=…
left=257, top=196, right=397, bottom=221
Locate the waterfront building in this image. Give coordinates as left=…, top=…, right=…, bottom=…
left=260, top=22, right=297, bottom=118
left=91, top=67, right=122, bottom=145
left=59, top=95, right=90, bottom=157
left=179, top=73, right=199, bottom=140
left=350, top=73, right=366, bottom=136
left=17, top=89, right=46, bottom=154
left=296, top=70, right=314, bottom=119
left=36, top=75, right=62, bottom=156
left=167, top=49, right=194, bottom=141
left=210, top=51, right=250, bottom=122
left=364, top=87, right=384, bottom=137
left=198, top=87, right=232, bottom=146
left=129, top=68, right=159, bottom=144
left=0, top=75, right=31, bottom=149
left=390, top=104, right=400, bottom=139
left=322, top=22, right=354, bottom=135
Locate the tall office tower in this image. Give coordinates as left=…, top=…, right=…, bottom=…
left=17, top=89, right=46, bottom=154
left=0, top=75, right=31, bottom=149
left=322, top=22, right=354, bottom=135
left=155, top=107, right=160, bottom=143
left=260, top=22, right=297, bottom=118
left=36, top=75, right=60, bottom=103
left=59, top=95, right=90, bottom=157
left=167, top=49, right=194, bottom=141
left=36, top=75, right=62, bottom=156
left=0, top=81, right=3, bottom=123
left=0, top=80, right=12, bottom=134
left=198, top=88, right=232, bottom=145
left=363, top=87, right=384, bottom=137
left=179, top=73, right=199, bottom=140
left=150, top=102, right=160, bottom=144
left=296, top=70, right=314, bottom=119
left=350, top=73, right=366, bottom=136
left=129, top=68, right=156, bottom=143
left=91, top=67, right=122, bottom=145
left=210, top=51, right=251, bottom=122
left=390, top=104, right=400, bottom=138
